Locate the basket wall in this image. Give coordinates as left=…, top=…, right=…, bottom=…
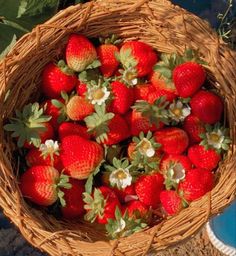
left=0, top=0, right=235, bottom=255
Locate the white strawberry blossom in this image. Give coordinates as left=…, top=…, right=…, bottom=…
left=206, top=129, right=225, bottom=150
left=109, top=168, right=132, bottom=189
left=138, top=138, right=155, bottom=157
left=113, top=218, right=126, bottom=234
left=169, top=101, right=191, bottom=122
left=170, top=163, right=186, bottom=184
left=87, top=86, right=110, bottom=105
left=39, top=140, right=59, bottom=154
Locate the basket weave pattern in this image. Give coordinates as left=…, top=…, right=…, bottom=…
left=0, top=0, right=235, bottom=255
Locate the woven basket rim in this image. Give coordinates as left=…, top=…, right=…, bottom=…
left=0, top=0, right=235, bottom=255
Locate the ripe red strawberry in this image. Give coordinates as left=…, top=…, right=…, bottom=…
left=104, top=114, right=130, bottom=145
left=26, top=147, right=62, bottom=171
left=58, top=122, right=90, bottom=140
left=133, top=84, right=151, bottom=101
left=125, top=110, right=163, bottom=136
left=124, top=200, right=149, bottom=219
left=60, top=135, right=104, bottom=179
left=66, top=95, right=94, bottom=121
left=76, top=80, right=87, bottom=96
left=160, top=154, right=192, bottom=172
left=83, top=186, right=121, bottom=224
left=42, top=99, right=65, bottom=129
left=97, top=44, right=120, bottom=77
left=108, top=81, right=134, bottom=115
left=188, top=144, right=221, bottom=171
left=42, top=61, right=77, bottom=98
left=178, top=168, right=214, bottom=201
left=147, top=87, right=177, bottom=104
left=190, top=90, right=223, bottom=124
left=61, top=179, right=85, bottom=219
left=183, top=114, right=206, bottom=144
left=65, top=34, right=97, bottom=72
left=160, top=190, right=183, bottom=215
left=154, top=128, right=189, bottom=155
left=120, top=41, right=158, bottom=77
left=19, top=166, right=70, bottom=206
left=135, top=172, right=164, bottom=209
left=173, top=62, right=206, bottom=98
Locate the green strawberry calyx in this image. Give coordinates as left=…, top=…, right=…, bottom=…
left=57, top=60, right=74, bottom=76
left=83, top=188, right=106, bottom=223
left=164, top=161, right=186, bottom=190
left=55, top=173, right=72, bottom=207
left=116, top=48, right=138, bottom=87
left=4, top=102, right=51, bottom=148
left=105, top=207, right=148, bottom=239
left=99, top=34, right=122, bottom=45
left=105, top=158, right=133, bottom=189
left=199, top=123, right=231, bottom=154
left=84, top=104, right=114, bottom=143
left=132, top=96, right=170, bottom=127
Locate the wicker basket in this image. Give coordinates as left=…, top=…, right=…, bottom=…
left=0, top=0, right=235, bottom=255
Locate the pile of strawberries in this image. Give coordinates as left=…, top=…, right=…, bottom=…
left=4, top=34, right=231, bottom=239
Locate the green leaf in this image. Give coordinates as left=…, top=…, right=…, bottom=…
left=17, top=0, right=59, bottom=18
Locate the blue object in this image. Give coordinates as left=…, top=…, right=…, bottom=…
left=210, top=201, right=236, bottom=248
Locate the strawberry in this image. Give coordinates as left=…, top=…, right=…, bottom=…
left=85, top=105, right=130, bottom=145
left=108, top=81, right=134, bottom=115
left=41, top=61, right=77, bottom=98
left=119, top=41, right=158, bottom=82
left=42, top=99, right=66, bottom=129
left=97, top=35, right=120, bottom=77
left=19, top=166, right=71, bottom=206
left=61, top=179, right=85, bottom=219
left=125, top=110, right=163, bottom=136
left=183, top=114, right=206, bottom=144
left=154, top=128, right=189, bottom=155
left=83, top=186, right=121, bottom=224
left=135, top=172, right=164, bottom=209
left=60, top=135, right=104, bottom=179
left=147, top=87, right=177, bottom=104
left=133, top=84, right=151, bottom=101
left=188, top=144, right=221, bottom=171
left=190, top=90, right=223, bottom=124
left=65, top=34, right=97, bottom=72
left=4, top=103, right=54, bottom=148
left=76, top=80, right=87, bottom=96
left=66, top=95, right=94, bottom=121
left=26, top=140, right=62, bottom=170
left=173, top=62, right=206, bottom=98
left=178, top=168, right=214, bottom=201
left=58, top=122, right=90, bottom=140
left=160, top=190, right=183, bottom=215
left=124, top=200, right=149, bottom=219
